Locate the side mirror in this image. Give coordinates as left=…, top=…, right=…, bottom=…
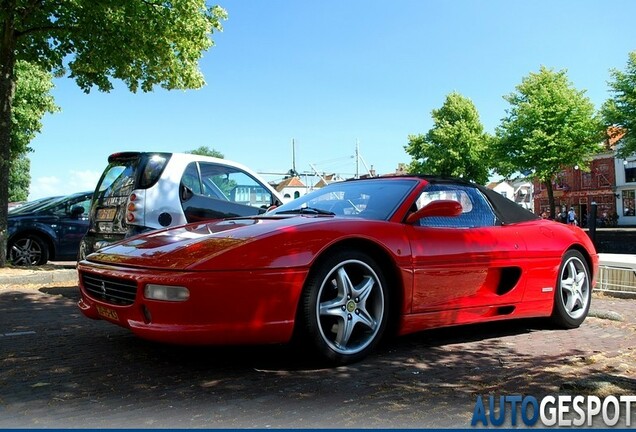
left=70, top=205, right=85, bottom=219
left=406, top=200, right=463, bottom=224
left=180, top=184, right=194, bottom=201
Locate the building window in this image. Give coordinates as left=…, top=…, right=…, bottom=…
left=597, top=163, right=612, bottom=187
left=500, top=191, right=507, bottom=199
left=623, top=189, right=635, bottom=216
left=625, top=162, right=636, bottom=183
left=582, top=172, right=592, bottom=189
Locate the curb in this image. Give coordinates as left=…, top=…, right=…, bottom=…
left=0, top=268, right=78, bottom=286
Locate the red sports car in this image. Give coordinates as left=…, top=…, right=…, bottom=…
left=77, top=176, right=598, bottom=364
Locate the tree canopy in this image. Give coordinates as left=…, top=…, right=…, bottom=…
left=492, top=66, right=602, bottom=217
left=0, top=0, right=227, bottom=266
left=188, top=146, right=225, bottom=158
left=601, top=50, right=636, bottom=158
left=405, top=92, right=491, bottom=184
left=8, top=61, right=59, bottom=202
left=9, top=154, right=29, bottom=202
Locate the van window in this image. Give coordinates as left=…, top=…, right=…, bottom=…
left=198, top=162, right=274, bottom=208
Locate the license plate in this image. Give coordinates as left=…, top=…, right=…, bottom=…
left=96, top=207, right=117, bottom=221
left=96, top=305, right=119, bottom=321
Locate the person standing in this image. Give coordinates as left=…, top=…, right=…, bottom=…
left=567, top=207, right=577, bottom=225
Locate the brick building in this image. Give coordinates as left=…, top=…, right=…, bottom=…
left=533, top=151, right=617, bottom=227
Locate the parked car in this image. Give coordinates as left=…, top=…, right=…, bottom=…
left=8, top=195, right=62, bottom=214
left=8, top=191, right=93, bottom=266
left=77, top=176, right=598, bottom=364
left=79, top=152, right=284, bottom=259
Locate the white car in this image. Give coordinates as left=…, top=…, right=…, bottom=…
left=79, top=152, right=284, bottom=258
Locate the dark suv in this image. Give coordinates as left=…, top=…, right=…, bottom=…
left=7, top=191, right=93, bottom=265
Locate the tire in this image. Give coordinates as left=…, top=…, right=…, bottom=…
left=298, top=250, right=389, bottom=365
left=551, top=250, right=591, bottom=328
left=8, top=235, right=49, bottom=266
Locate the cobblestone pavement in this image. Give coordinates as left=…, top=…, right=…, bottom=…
left=0, top=282, right=634, bottom=428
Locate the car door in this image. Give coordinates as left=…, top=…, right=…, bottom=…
left=55, top=194, right=92, bottom=259
left=406, top=183, right=528, bottom=314
left=180, top=162, right=275, bottom=222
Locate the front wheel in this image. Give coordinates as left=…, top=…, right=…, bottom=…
left=551, top=250, right=591, bottom=328
left=298, top=250, right=389, bottom=365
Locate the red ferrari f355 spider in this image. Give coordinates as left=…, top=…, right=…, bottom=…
left=77, top=176, right=598, bottom=364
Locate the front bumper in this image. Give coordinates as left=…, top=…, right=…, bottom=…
left=77, top=262, right=308, bottom=345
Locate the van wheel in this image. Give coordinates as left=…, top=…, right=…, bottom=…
left=9, top=235, right=49, bottom=266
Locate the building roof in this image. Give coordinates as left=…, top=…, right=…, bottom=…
left=275, top=176, right=306, bottom=192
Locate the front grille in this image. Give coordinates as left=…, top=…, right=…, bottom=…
left=81, top=272, right=138, bottom=306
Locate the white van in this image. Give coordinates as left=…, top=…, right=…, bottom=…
left=79, top=152, right=284, bottom=258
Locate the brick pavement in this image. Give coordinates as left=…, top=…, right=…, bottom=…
left=0, top=283, right=634, bottom=428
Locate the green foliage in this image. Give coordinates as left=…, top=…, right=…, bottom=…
left=9, top=155, right=30, bottom=202
left=493, top=66, right=602, bottom=217
left=12, top=61, right=60, bottom=155
left=0, top=0, right=227, bottom=266
left=601, top=51, right=636, bottom=157
left=6, top=0, right=227, bottom=93
left=493, top=67, right=602, bottom=183
left=6, top=61, right=58, bottom=203
left=188, top=146, right=225, bottom=158
left=405, top=92, right=491, bottom=184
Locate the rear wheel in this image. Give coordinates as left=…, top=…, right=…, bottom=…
left=298, top=250, right=389, bottom=365
left=551, top=250, right=591, bottom=328
left=9, top=235, right=49, bottom=266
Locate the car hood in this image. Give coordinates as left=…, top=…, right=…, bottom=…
left=84, top=215, right=347, bottom=271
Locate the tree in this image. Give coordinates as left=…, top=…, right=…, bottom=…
left=404, top=92, right=491, bottom=184
left=8, top=60, right=60, bottom=203
left=12, top=60, right=59, bottom=155
left=9, top=154, right=29, bottom=202
left=0, top=0, right=227, bottom=266
left=601, top=51, right=636, bottom=158
left=493, top=66, right=602, bottom=218
left=188, top=146, right=224, bottom=158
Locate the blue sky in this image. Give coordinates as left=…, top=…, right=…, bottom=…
left=27, top=0, right=636, bottom=199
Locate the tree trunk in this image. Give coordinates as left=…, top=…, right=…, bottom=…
left=0, top=5, right=17, bottom=267
left=545, top=179, right=556, bottom=221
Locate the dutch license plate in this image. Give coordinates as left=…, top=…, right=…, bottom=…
left=96, top=207, right=117, bottom=221
left=96, top=305, right=119, bottom=321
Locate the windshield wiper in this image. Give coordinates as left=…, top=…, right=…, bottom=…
left=275, top=207, right=335, bottom=216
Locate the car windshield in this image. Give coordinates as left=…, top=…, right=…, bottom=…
left=269, top=178, right=418, bottom=221
left=31, top=192, right=92, bottom=216
left=9, top=196, right=62, bottom=214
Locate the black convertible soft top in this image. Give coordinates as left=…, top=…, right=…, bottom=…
left=419, top=176, right=541, bottom=225
left=345, top=175, right=541, bottom=225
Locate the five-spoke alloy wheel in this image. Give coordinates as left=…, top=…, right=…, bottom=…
left=299, top=250, right=389, bottom=364
left=551, top=249, right=591, bottom=328
left=9, top=235, right=49, bottom=266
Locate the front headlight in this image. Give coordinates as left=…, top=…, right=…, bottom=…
left=144, top=284, right=190, bottom=302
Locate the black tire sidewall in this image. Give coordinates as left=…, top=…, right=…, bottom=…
left=299, top=250, right=389, bottom=365
left=551, top=250, right=591, bottom=328
left=9, top=234, right=49, bottom=266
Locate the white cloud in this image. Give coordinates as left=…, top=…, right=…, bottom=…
left=29, top=170, right=101, bottom=200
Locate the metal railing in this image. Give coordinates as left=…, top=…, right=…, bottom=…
left=596, top=265, right=636, bottom=295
